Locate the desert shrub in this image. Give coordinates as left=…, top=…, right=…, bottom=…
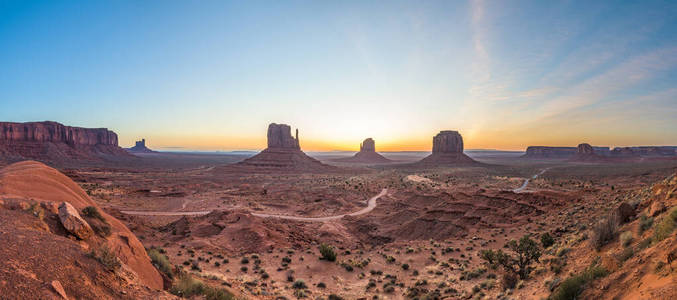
left=502, top=273, right=518, bottom=289
left=479, top=235, right=541, bottom=279
left=402, top=263, right=410, bottom=270
left=550, top=265, right=608, bottom=300
left=27, top=203, right=45, bottom=219
left=81, top=206, right=106, bottom=222
left=620, top=231, right=633, bottom=247
left=148, top=248, right=173, bottom=278
left=319, top=243, right=337, bottom=262
left=327, top=294, right=343, bottom=300
left=240, top=257, right=249, bottom=264
left=88, top=245, right=120, bottom=271
left=541, top=233, right=555, bottom=248
left=170, top=273, right=235, bottom=300
left=293, top=279, right=307, bottom=289
left=653, top=207, right=677, bottom=243
left=639, top=215, right=653, bottom=233
left=617, top=247, right=634, bottom=262
left=317, top=282, right=326, bottom=288
left=591, top=214, right=619, bottom=250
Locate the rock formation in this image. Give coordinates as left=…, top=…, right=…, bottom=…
left=58, top=201, right=94, bottom=240
left=237, top=123, right=335, bottom=171
left=127, top=138, right=155, bottom=153
left=416, top=130, right=477, bottom=166
left=0, top=161, right=163, bottom=292
left=523, top=146, right=610, bottom=159
left=333, top=138, right=392, bottom=164
left=0, top=121, right=130, bottom=162
left=360, top=138, right=376, bottom=152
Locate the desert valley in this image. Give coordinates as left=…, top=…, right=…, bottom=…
left=1, top=121, right=677, bottom=299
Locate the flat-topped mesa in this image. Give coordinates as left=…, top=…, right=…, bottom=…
left=416, top=130, right=477, bottom=166
left=523, top=145, right=610, bottom=159
left=360, top=138, right=376, bottom=152
left=0, top=121, right=130, bottom=162
left=0, top=121, right=118, bottom=146
left=267, top=123, right=300, bottom=149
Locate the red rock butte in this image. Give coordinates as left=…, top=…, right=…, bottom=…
left=0, top=121, right=130, bottom=161
left=416, top=130, right=477, bottom=165
left=333, top=138, right=392, bottom=164
left=237, top=123, right=335, bottom=171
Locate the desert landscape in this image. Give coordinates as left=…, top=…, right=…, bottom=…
left=2, top=1, right=677, bottom=299
left=1, top=121, right=677, bottom=299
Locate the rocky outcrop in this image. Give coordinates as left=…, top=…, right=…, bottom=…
left=0, top=121, right=118, bottom=145
left=237, top=123, right=335, bottom=172
left=58, top=202, right=94, bottom=240
left=267, top=123, right=300, bottom=149
left=577, top=143, right=594, bottom=155
left=524, top=145, right=611, bottom=159
left=360, top=138, right=376, bottom=152
left=416, top=131, right=477, bottom=166
left=333, top=138, right=392, bottom=164
left=0, top=161, right=163, bottom=289
left=0, top=121, right=130, bottom=162
left=432, top=131, right=464, bottom=154
left=127, top=139, right=155, bottom=153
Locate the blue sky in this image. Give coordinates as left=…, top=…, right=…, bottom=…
left=1, top=0, right=676, bottom=151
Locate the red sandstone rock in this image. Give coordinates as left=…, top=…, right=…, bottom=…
left=334, top=138, right=392, bottom=164
left=416, top=131, right=477, bottom=166
left=267, top=123, right=300, bottom=149
left=360, top=138, right=376, bottom=152
left=58, top=202, right=94, bottom=240
left=0, top=121, right=130, bottom=162
left=127, top=139, right=155, bottom=153
left=238, top=123, right=335, bottom=172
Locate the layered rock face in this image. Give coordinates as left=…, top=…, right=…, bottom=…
left=0, top=121, right=130, bottom=162
left=0, top=121, right=118, bottom=145
left=524, top=146, right=610, bottom=159
left=334, top=138, right=391, bottom=164
left=238, top=123, right=335, bottom=171
left=417, top=131, right=477, bottom=166
left=267, top=123, right=300, bottom=149
left=432, top=131, right=464, bottom=154
left=127, top=138, right=155, bottom=153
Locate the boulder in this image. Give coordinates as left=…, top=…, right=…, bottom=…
left=614, top=202, right=635, bottom=224
left=58, top=202, right=94, bottom=240
left=50, top=280, right=69, bottom=299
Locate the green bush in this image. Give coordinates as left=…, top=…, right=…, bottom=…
left=479, top=235, right=541, bottom=279
left=619, top=231, right=633, bottom=247
left=81, top=206, right=106, bottom=222
left=541, top=233, right=555, bottom=248
left=170, top=274, right=235, bottom=300
left=148, top=248, right=174, bottom=278
left=639, top=215, right=653, bottom=233
left=293, top=279, right=308, bottom=289
left=88, top=245, right=120, bottom=271
left=550, top=265, right=608, bottom=300
left=319, top=243, right=337, bottom=262
left=653, top=207, right=677, bottom=243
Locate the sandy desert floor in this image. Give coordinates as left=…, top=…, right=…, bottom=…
left=61, top=152, right=677, bottom=299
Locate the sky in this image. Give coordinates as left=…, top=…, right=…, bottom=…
left=1, top=0, right=676, bottom=151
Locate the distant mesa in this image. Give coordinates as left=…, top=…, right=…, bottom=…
left=0, top=121, right=131, bottom=163
left=237, top=123, right=336, bottom=171
left=415, top=130, right=477, bottom=166
left=524, top=144, right=677, bottom=160
left=127, top=139, right=156, bottom=153
left=332, top=138, right=392, bottom=164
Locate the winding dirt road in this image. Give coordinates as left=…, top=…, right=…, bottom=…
left=120, top=188, right=389, bottom=222
left=513, top=168, right=549, bottom=193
